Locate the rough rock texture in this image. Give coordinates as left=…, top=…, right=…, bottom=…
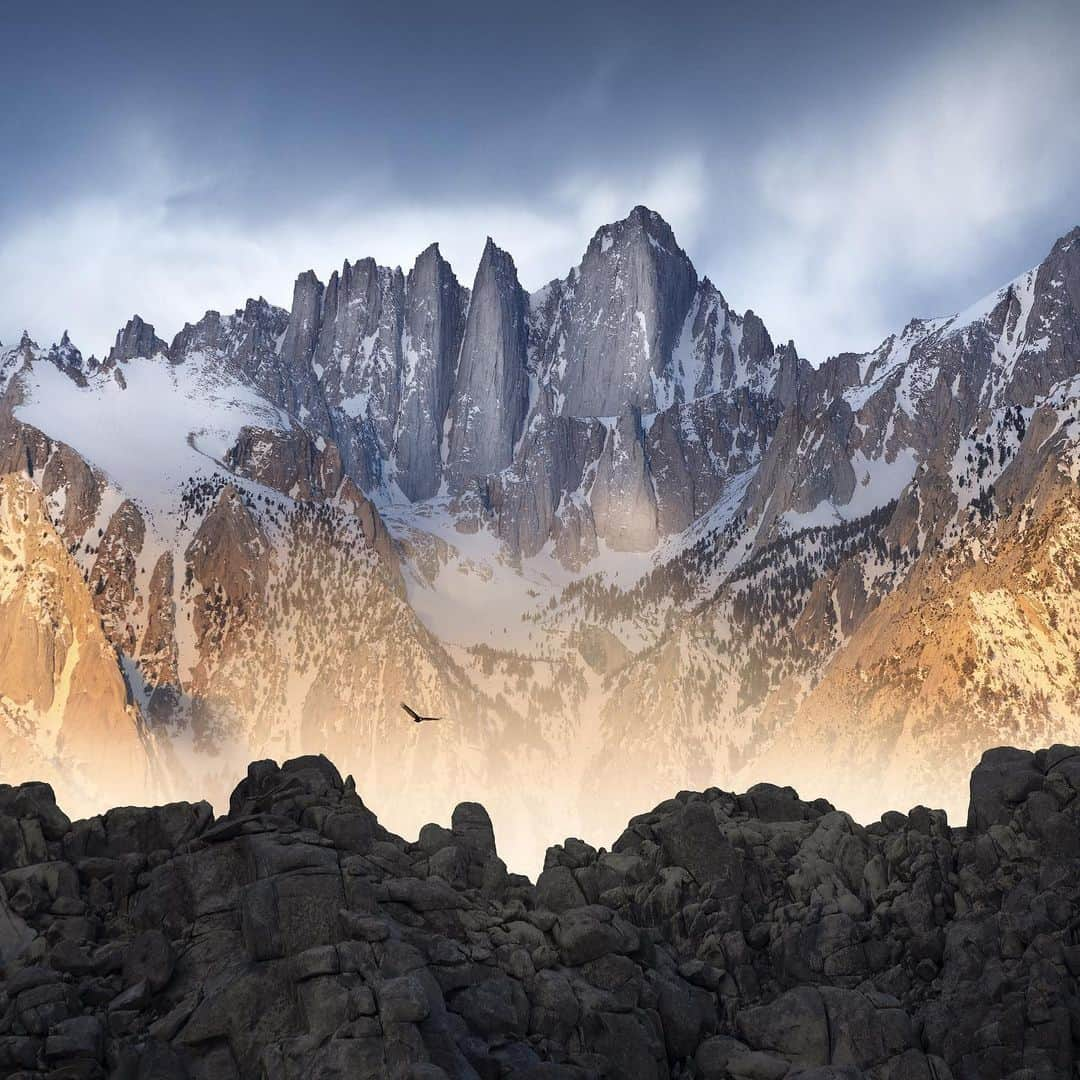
left=185, top=486, right=271, bottom=650
left=138, top=552, right=181, bottom=724
left=270, top=272, right=334, bottom=431
left=395, top=245, right=468, bottom=501
left=1, top=746, right=1077, bottom=1079
left=534, top=206, right=698, bottom=417
left=314, top=258, right=406, bottom=459
left=106, top=317, right=167, bottom=366
left=480, top=414, right=606, bottom=564
left=1, top=206, right=793, bottom=568
left=0, top=475, right=150, bottom=809
left=447, top=239, right=530, bottom=486
left=508, top=212, right=787, bottom=557
left=46, top=333, right=89, bottom=381
left=87, top=501, right=146, bottom=655
left=169, top=299, right=291, bottom=397
left=225, top=427, right=345, bottom=503
left=589, top=409, right=660, bottom=551
left=3, top=208, right=1080, bottom=899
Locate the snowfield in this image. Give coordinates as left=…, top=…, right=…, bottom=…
left=16, top=354, right=291, bottom=520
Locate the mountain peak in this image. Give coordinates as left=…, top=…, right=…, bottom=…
left=477, top=236, right=519, bottom=284
left=535, top=207, right=698, bottom=418
left=416, top=241, right=443, bottom=263
left=626, top=204, right=679, bottom=244
left=293, top=268, right=322, bottom=293
left=585, top=205, right=686, bottom=269
left=1056, top=224, right=1080, bottom=250
left=107, top=315, right=167, bottom=365
left=627, top=203, right=665, bottom=228
left=241, top=296, right=280, bottom=322
left=48, top=330, right=85, bottom=375
left=480, top=235, right=504, bottom=259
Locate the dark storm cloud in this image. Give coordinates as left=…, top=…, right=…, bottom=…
left=2, top=0, right=1079, bottom=361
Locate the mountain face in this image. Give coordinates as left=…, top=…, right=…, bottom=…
left=532, top=206, right=699, bottom=417
left=447, top=239, right=529, bottom=486
left=1, top=209, right=1079, bottom=872
left=0, top=474, right=150, bottom=812
left=397, top=244, right=468, bottom=500
left=2, top=744, right=1079, bottom=1078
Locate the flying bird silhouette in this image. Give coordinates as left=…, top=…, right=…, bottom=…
left=401, top=703, right=442, bottom=724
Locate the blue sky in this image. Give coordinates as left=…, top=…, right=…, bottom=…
left=2, top=0, right=1079, bottom=363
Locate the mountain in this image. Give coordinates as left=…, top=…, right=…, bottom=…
left=0, top=209, right=1078, bottom=871
left=1, top=743, right=1078, bottom=1078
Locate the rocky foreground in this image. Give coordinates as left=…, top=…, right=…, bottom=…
left=0, top=748, right=1078, bottom=1079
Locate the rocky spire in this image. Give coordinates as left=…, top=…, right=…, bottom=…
left=275, top=270, right=332, bottom=429
left=7, top=331, right=39, bottom=367
left=47, top=330, right=86, bottom=375
left=446, top=238, right=529, bottom=485
left=394, top=243, right=467, bottom=500
left=106, top=315, right=168, bottom=364
left=315, top=257, right=406, bottom=456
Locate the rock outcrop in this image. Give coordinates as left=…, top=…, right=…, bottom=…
left=395, top=245, right=468, bottom=501
left=271, top=272, right=334, bottom=431
left=170, top=299, right=292, bottom=411
left=87, top=500, right=146, bottom=656
left=0, top=474, right=150, bottom=812
left=589, top=409, right=660, bottom=551
left=314, top=258, right=407, bottom=469
left=106, top=317, right=167, bottom=366
left=1, top=745, right=1078, bottom=1078
left=534, top=205, right=698, bottom=417
left=447, top=239, right=530, bottom=486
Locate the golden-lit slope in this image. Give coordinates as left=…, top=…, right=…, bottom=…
left=754, top=418, right=1080, bottom=823
left=0, top=473, right=153, bottom=810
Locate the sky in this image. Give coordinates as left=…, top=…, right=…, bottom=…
left=2, top=0, right=1079, bottom=365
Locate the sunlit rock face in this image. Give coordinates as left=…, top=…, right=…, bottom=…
left=0, top=474, right=150, bottom=812
left=589, top=407, right=660, bottom=551
left=87, top=498, right=146, bottom=654
left=0, top=208, right=1079, bottom=882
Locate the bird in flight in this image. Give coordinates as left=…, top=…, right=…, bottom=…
left=401, top=703, right=442, bottom=724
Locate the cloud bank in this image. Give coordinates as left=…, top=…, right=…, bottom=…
left=1, top=2, right=1078, bottom=365
left=718, top=1, right=1080, bottom=358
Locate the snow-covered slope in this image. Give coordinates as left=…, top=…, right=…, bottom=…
left=16, top=348, right=292, bottom=523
